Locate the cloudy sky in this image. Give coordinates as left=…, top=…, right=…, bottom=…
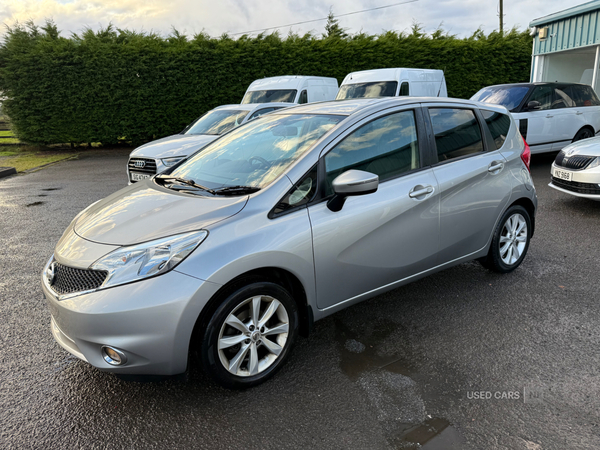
left=0, top=0, right=589, bottom=38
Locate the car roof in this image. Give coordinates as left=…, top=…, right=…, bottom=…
left=213, top=103, right=295, bottom=112
left=479, top=82, right=591, bottom=90
left=276, top=97, right=505, bottom=117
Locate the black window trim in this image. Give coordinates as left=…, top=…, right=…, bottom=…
left=424, top=106, right=495, bottom=167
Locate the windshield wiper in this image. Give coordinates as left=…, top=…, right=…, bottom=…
left=156, top=176, right=216, bottom=195
left=213, top=185, right=260, bottom=195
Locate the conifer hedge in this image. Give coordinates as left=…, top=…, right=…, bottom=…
left=0, top=22, right=533, bottom=145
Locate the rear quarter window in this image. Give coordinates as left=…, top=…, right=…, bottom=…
left=481, top=110, right=511, bottom=150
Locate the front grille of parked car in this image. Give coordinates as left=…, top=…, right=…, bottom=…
left=551, top=177, right=600, bottom=195
left=50, top=263, right=108, bottom=295
left=554, top=152, right=596, bottom=170
left=128, top=158, right=157, bottom=175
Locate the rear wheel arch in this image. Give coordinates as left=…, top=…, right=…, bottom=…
left=573, top=126, right=595, bottom=142
left=508, top=197, right=536, bottom=237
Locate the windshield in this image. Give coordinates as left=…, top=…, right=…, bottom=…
left=470, top=86, right=531, bottom=112
left=336, top=81, right=398, bottom=100
left=169, top=113, right=344, bottom=190
left=242, top=90, right=297, bottom=104
left=184, top=109, right=249, bottom=135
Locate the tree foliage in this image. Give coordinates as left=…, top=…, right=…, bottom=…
left=0, top=21, right=533, bottom=145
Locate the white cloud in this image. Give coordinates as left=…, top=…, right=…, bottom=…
left=0, top=0, right=589, bottom=38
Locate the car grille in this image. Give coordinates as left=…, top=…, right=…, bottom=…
left=50, top=263, right=108, bottom=295
left=551, top=177, right=600, bottom=195
left=128, top=158, right=157, bottom=175
left=554, top=152, right=596, bottom=170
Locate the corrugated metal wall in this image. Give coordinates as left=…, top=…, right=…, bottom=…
left=534, top=10, right=600, bottom=55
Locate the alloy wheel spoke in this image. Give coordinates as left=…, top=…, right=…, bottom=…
left=250, top=296, right=261, bottom=326
left=516, top=235, right=527, bottom=243
left=226, top=314, right=249, bottom=334
left=515, top=219, right=526, bottom=235
left=511, top=243, right=521, bottom=260
left=218, top=333, right=247, bottom=350
left=228, top=343, right=251, bottom=374
left=500, top=235, right=511, bottom=244
left=260, top=337, right=283, bottom=356
left=264, top=322, right=289, bottom=336
left=258, top=300, right=280, bottom=328
left=248, top=343, right=259, bottom=375
left=505, top=245, right=513, bottom=263
left=500, top=242, right=510, bottom=256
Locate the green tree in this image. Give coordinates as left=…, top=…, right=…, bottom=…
left=324, top=9, right=348, bottom=39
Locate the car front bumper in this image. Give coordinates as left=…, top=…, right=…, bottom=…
left=42, top=268, right=221, bottom=375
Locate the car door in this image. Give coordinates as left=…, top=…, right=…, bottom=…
left=572, top=85, right=600, bottom=138
left=549, top=85, right=587, bottom=150
left=514, top=85, right=555, bottom=153
left=308, top=108, right=440, bottom=310
left=425, top=106, right=514, bottom=264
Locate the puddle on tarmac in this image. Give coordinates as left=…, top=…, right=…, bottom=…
left=25, top=201, right=45, bottom=207
left=335, top=318, right=415, bottom=381
left=392, top=418, right=465, bottom=449
left=38, top=194, right=47, bottom=197
left=334, top=320, right=465, bottom=449
left=41, top=187, right=61, bottom=191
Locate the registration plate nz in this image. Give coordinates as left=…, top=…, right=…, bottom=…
left=553, top=168, right=572, bottom=182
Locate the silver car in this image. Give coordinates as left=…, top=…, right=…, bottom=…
left=127, top=103, right=291, bottom=183
left=42, top=98, right=537, bottom=388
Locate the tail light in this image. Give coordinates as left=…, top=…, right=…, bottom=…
left=521, top=139, right=531, bottom=172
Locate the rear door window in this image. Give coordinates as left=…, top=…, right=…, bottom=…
left=527, top=86, right=553, bottom=110
left=552, top=87, right=576, bottom=109
left=481, top=110, right=511, bottom=150
left=429, top=108, right=484, bottom=161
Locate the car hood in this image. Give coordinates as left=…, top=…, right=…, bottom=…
left=129, top=134, right=219, bottom=159
left=560, top=136, right=600, bottom=157
left=74, top=181, right=248, bottom=246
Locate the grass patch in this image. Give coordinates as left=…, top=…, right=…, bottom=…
left=0, top=138, right=20, bottom=144
left=0, top=147, right=76, bottom=172
left=0, top=130, right=13, bottom=137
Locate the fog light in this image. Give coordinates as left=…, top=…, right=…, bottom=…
left=101, top=346, right=127, bottom=366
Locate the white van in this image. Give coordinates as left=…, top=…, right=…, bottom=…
left=242, top=76, right=338, bottom=104
left=336, top=68, right=448, bottom=100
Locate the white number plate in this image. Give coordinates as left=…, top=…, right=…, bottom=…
left=130, top=172, right=152, bottom=182
left=553, top=168, right=573, bottom=181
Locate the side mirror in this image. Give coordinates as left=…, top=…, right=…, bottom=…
left=527, top=100, right=541, bottom=111
left=327, top=170, right=379, bottom=212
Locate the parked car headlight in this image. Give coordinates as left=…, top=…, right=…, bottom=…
left=587, top=157, right=600, bottom=169
left=91, top=230, right=208, bottom=288
left=161, top=156, right=186, bottom=167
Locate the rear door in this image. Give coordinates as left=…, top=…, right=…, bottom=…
left=549, top=85, right=587, bottom=150
left=308, top=107, right=440, bottom=310
left=425, top=105, right=514, bottom=264
left=515, top=85, right=555, bottom=153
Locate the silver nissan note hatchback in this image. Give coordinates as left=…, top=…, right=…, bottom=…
left=42, top=98, right=537, bottom=388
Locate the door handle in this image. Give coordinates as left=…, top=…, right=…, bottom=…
left=409, top=185, right=434, bottom=199
left=488, top=161, right=504, bottom=173
left=576, top=111, right=584, bottom=115
left=546, top=114, right=554, bottom=118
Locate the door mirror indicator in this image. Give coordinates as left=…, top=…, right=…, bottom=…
left=327, top=170, right=379, bottom=212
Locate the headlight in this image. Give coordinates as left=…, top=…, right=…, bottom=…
left=161, top=156, right=186, bottom=167
left=91, top=230, right=208, bottom=289
left=587, top=156, right=600, bottom=169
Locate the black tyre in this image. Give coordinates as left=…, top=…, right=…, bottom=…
left=480, top=205, right=532, bottom=274
left=573, top=127, right=594, bottom=142
left=201, top=282, right=298, bottom=389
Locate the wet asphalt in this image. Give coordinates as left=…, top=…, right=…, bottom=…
left=0, top=149, right=599, bottom=449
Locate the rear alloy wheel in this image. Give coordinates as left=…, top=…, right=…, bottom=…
left=573, top=127, right=594, bottom=142
left=480, top=205, right=531, bottom=273
left=201, top=282, right=298, bottom=389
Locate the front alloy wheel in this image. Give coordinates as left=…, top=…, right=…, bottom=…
left=218, top=295, right=289, bottom=377
left=202, top=282, right=298, bottom=389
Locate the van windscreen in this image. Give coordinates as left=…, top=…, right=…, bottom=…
left=336, top=81, right=398, bottom=100
left=242, top=90, right=297, bottom=104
